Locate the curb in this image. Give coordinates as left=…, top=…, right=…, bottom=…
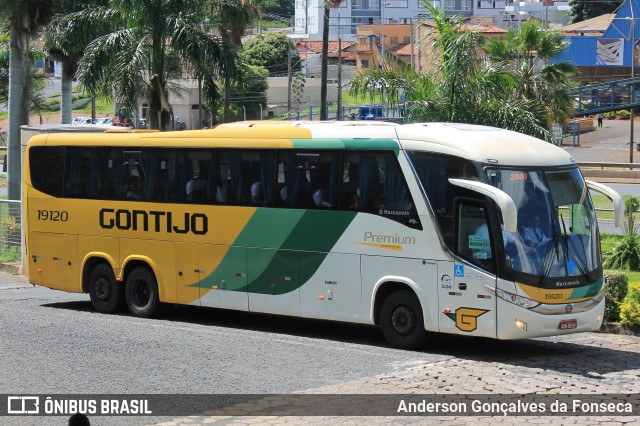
left=598, top=322, right=640, bottom=336
left=0, top=262, right=22, bottom=275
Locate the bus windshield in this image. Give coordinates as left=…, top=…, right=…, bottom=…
left=486, top=167, right=599, bottom=283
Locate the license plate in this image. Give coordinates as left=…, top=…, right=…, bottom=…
left=559, top=319, right=577, bottom=330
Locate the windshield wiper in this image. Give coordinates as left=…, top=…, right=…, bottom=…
left=539, top=210, right=561, bottom=286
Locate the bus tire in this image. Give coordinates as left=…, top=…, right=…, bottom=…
left=380, top=290, right=426, bottom=349
left=125, top=266, right=160, bottom=318
left=88, top=264, right=124, bottom=313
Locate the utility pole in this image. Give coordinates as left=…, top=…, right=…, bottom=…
left=410, top=18, right=414, bottom=71
left=629, top=4, right=636, bottom=163
left=381, top=1, right=386, bottom=69
left=287, top=40, right=292, bottom=119
left=337, top=14, right=342, bottom=121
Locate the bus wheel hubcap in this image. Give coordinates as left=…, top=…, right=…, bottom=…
left=392, top=306, right=415, bottom=335
left=132, top=280, right=150, bottom=307
left=95, top=277, right=112, bottom=302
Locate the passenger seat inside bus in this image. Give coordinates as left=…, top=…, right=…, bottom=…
left=186, top=176, right=208, bottom=202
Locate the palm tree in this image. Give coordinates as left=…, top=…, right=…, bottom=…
left=349, top=5, right=551, bottom=140
left=483, top=19, right=577, bottom=126
left=0, top=0, right=54, bottom=200
left=320, top=0, right=342, bottom=120
left=69, top=0, right=227, bottom=130
left=44, top=1, right=110, bottom=124
left=0, top=29, right=48, bottom=119
left=211, top=0, right=257, bottom=123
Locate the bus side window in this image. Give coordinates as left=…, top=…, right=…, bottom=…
left=341, top=151, right=418, bottom=228
left=184, top=150, right=213, bottom=204
left=64, top=147, right=106, bottom=199
left=104, top=148, right=157, bottom=201
left=276, top=151, right=313, bottom=209
left=216, top=150, right=274, bottom=207
left=457, top=202, right=494, bottom=272
left=29, top=146, right=65, bottom=197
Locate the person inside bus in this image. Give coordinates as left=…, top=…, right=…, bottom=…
left=522, top=214, right=549, bottom=248
left=125, top=175, right=143, bottom=200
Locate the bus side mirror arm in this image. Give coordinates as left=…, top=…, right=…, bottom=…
left=585, top=180, right=624, bottom=228
left=448, top=178, right=518, bottom=233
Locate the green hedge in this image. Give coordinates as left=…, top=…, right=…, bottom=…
left=604, top=270, right=629, bottom=322
left=620, top=287, right=640, bottom=327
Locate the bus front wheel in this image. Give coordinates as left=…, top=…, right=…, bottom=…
left=380, top=290, right=426, bottom=349
left=125, top=266, right=160, bottom=318
left=88, top=264, right=124, bottom=313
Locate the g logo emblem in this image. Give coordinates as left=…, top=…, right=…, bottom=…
left=445, top=307, right=489, bottom=332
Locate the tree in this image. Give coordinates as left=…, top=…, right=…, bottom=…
left=224, top=62, right=269, bottom=120
left=569, top=0, right=622, bottom=24
left=320, top=0, right=342, bottom=120
left=349, top=5, right=551, bottom=140
left=212, top=0, right=257, bottom=122
left=240, top=32, right=301, bottom=76
left=70, top=0, right=227, bottom=130
left=483, top=19, right=577, bottom=126
left=44, top=0, right=109, bottom=124
left=0, top=0, right=54, bottom=200
left=0, top=29, right=48, bottom=118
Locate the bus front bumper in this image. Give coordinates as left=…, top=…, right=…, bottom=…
left=496, top=296, right=605, bottom=340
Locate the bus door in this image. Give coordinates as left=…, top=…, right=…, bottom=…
left=437, top=201, right=497, bottom=338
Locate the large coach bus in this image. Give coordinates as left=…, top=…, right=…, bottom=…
left=24, top=121, right=624, bottom=349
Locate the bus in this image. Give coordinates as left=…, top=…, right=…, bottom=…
left=24, top=121, right=624, bottom=349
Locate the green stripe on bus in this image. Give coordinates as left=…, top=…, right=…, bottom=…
left=247, top=210, right=357, bottom=294
left=291, top=139, right=399, bottom=152
left=569, top=276, right=603, bottom=299
left=196, top=209, right=356, bottom=295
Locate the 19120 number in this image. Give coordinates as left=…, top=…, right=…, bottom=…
left=37, top=209, right=69, bottom=222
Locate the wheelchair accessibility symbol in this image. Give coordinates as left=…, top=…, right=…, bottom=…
left=454, top=265, right=464, bottom=278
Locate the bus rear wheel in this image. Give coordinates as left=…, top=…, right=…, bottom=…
left=89, top=264, right=124, bottom=313
left=125, top=266, right=160, bottom=318
left=380, top=290, right=426, bottom=349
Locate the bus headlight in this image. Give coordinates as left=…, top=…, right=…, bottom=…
left=484, top=285, right=540, bottom=309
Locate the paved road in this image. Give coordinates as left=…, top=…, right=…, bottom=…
left=0, top=273, right=638, bottom=425
left=563, top=119, right=640, bottom=164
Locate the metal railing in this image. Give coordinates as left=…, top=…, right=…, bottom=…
left=0, top=199, right=22, bottom=265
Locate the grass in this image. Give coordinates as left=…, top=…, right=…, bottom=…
left=601, top=233, right=640, bottom=290
left=591, top=194, right=626, bottom=221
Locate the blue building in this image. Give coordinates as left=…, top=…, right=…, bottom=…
left=553, top=0, right=639, bottom=81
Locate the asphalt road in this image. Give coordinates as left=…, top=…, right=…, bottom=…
left=1, top=272, right=639, bottom=425
left=0, top=274, right=449, bottom=425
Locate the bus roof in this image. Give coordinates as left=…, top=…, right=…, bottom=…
left=395, top=123, right=574, bottom=167
left=29, top=121, right=575, bottom=167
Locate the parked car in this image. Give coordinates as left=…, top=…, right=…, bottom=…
left=95, top=117, right=113, bottom=125
left=72, top=117, right=92, bottom=126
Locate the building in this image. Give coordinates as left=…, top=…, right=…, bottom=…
left=353, top=21, right=506, bottom=73
left=294, top=0, right=570, bottom=42
left=552, top=0, right=639, bottom=81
